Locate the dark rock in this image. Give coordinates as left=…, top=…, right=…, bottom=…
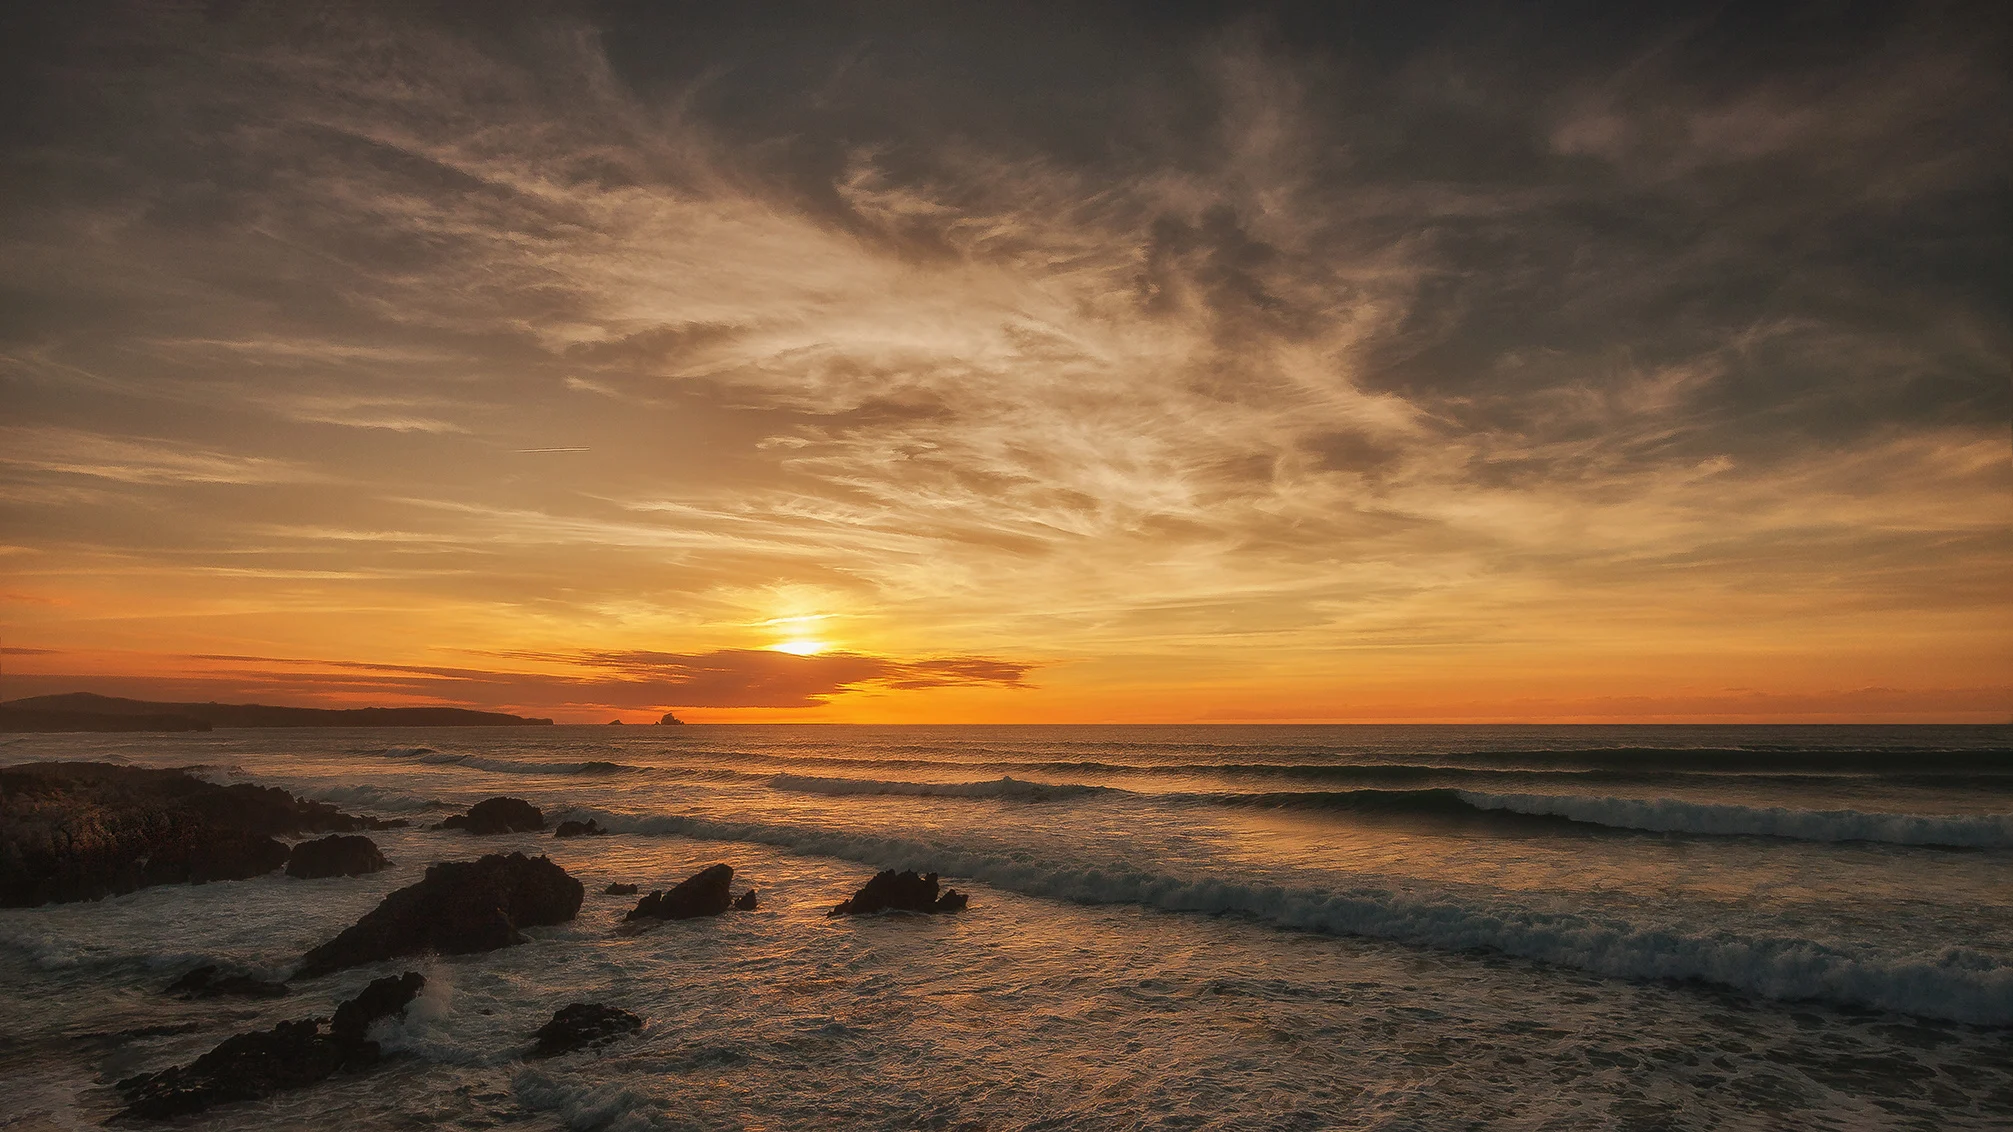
left=286, top=834, right=388, bottom=879
left=625, top=864, right=735, bottom=921
left=604, top=883, right=638, bottom=896
left=657, top=712, right=684, bottom=725
left=828, top=870, right=969, bottom=916
left=431, top=797, right=544, bottom=834
left=0, top=762, right=389, bottom=907
left=734, top=889, right=758, bottom=911
left=165, top=965, right=289, bottom=1000
left=531, top=999, right=640, bottom=1055
left=185, top=781, right=396, bottom=836
left=530, top=1003, right=644, bottom=1057
left=116, top=973, right=424, bottom=1120
left=553, top=819, right=607, bottom=839
left=329, top=972, right=425, bottom=1041
left=297, top=852, right=583, bottom=978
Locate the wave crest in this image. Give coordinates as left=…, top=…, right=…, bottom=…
left=1459, top=791, right=2013, bottom=848
left=579, top=808, right=2013, bottom=1026
left=769, top=773, right=1111, bottom=801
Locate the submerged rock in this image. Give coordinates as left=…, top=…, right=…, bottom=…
left=625, top=863, right=741, bottom=921
left=0, top=761, right=391, bottom=907
left=297, top=852, right=583, bottom=978
left=530, top=1002, right=644, bottom=1057
left=286, top=834, right=388, bottom=879
left=164, top=965, right=289, bottom=1000
left=604, top=882, right=638, bottom=896
left=431, top=797, right=544, bottom=835
left=828, top=870, right=969, bottom=916
left=553, top=819, right=607, bottom=839
left=116, top=973, right=424, bottom=1120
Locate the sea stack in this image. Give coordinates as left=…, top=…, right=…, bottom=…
left=297, top=852, right=583, bottom=977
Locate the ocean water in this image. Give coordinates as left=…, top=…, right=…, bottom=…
left=2, top=723, right=2010, bottom=1130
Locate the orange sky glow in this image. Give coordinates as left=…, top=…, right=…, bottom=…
left=1, top=7, right=2007, bottom=723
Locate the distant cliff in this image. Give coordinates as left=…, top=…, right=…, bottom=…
left=0, top=692, right=554, bottom=731
left=0, top=707, right=211, bottom=733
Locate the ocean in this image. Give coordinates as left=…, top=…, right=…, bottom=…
left=2, top=724, right=2009, bottom=1130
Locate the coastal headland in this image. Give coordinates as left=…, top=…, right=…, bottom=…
left=0, top=692, right=555, bottom=731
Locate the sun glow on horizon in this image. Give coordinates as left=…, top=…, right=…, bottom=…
left=771, top=639, right=831, bottom=656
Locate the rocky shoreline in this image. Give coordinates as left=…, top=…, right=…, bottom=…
left=0, top=762, right=403, bottom=907
left=1, top=760, right=974, bottom=1123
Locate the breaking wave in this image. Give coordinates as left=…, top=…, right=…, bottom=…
left=768, top=774, right=1112, bottom=801
left=581, top=807, right=2013, bottom=1026
left=1459, top=791, right=2013, bottom=848
left=761, top=773, right=2013, bottom=848
left=378, top=748, right=640, bottom=776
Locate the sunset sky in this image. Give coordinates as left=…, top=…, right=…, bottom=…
left=1, top=2, right=2006, bottom=723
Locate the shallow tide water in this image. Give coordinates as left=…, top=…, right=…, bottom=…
left=3, top=724, right=2010, bottom=1130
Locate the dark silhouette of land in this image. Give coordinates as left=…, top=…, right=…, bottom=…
left=0, top=692, right=554, bottom=731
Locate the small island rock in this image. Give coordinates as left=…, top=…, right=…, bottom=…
left=530, top=1003, right=644, bottom=1057
left=625, top=863, right=757, bottom=921
left=286, top=834, right=388, bottom=879
left=828, top=869, right=969, bottom=916
left=431, top=797, right=544, bottom=835
left=553, top=819, right=607, bottom=839
left=297, top=852, right=583, bottom=978
left=604, top=882, right=638, bottom=896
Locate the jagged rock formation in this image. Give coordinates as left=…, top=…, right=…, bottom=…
left=0, top=761, right=393, bottom=907
left=286, top=834, right=388, bottom=879
left=297, top=852, right=582, bottom=978
left=530, top=1003, right=644, bottom=1057
left=624, top=863, right=757, bottom=921
left=329, top=972, right=426, bottom=1041
left=828, top=869, right=969, bottom=916
left=116, top=973, right=424, bottom=1120
left=431, top=797, right=544, bottom=834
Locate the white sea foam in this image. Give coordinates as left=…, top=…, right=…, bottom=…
left=768, top=773, right=1111, bottom=801
left=582, top=807, right=2013, bottom=1025
left=1459, top=791, right=2013, bottom=847
left=512, top=1070, right=671, bottom=1132
left=310, top=783, right=450, bottom=814
left=0, top=924, right=219, bottom=974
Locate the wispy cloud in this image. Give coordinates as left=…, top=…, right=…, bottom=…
left=0, top=3, right=2003, bottom=718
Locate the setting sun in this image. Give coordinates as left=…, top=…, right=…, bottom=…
left=770, top=639, right=830, bottom=657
